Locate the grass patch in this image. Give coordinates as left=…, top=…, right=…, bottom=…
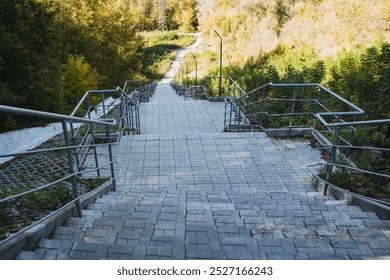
left=0, top=178, right=108, bottom=240
left=141, top=31, right=196, bottom=80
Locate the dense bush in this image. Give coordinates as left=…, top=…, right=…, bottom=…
left=0, top=0, right=198, bottom=132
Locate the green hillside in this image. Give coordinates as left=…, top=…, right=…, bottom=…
left=0, top=0, right=388, bottom=132
left=197, top=0, right=389, bottom=65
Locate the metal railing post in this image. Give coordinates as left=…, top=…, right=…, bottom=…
left=86, top=109, right=101, bottom=177
left=224, top=101, right=227, bottom=130
left=314, top=87, right=323, bottom=130
left=346, top=115, right=357, bottom=159
left=120, top=93, right=125, bottom=134
left=259, top=88, right=267, bottom=128
left=90, top=124, right=101, bottom=177
left=61, top=121, right=83, bottom=217
left=129, top=102, right=134, bottom=133
left=69, top=122, right=81, bottom=171
left=229, top=102, right=233, bottom=130
left=324, top=126, right=341, bottom=195
left=127, top=99, right=132, bottom=135
left=101, top=92, right=107, bottom=119
left=289, top=88, right=297, bottom=137
left=250, top=92, right=254, bottom=119
left=105, top=124, right=116, bottom=191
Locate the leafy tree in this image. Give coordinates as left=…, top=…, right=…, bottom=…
left=50, top=0, right=145, bottom=87
left=0, top=0, right=65, bottom=131
left=61, top=55, right=101, bottom=112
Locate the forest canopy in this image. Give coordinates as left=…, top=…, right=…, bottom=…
left=0, top=0, right=389, bottom=133
left=0, top=0, right=198, bottom=131
left=197, top=0, right=389, bottom=65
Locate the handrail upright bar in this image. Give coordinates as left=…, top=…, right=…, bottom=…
left=259, top=87, right=267, bottom=128
left=0, top=105, right=116, bottom=127
left=324, top=126, right=341, bottom=195
left=206, top=76, right=246, bottom=97
left=105, top=122, right=116, bottom=191
left=345, top=114, right=358, bottom=159
left=289, top=88, right=298, bottom=137
left=119, top=93, right=125, bottom=135
left=61, top=121, right=83, bottom=218
left=69, top=122, right=81, bottom=172
left=70, top=88, right=121, bottom=117
left=87, top=109, right=101, bottom=177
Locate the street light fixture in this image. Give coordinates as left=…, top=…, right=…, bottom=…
left=212, top=28, right=223, bottom=97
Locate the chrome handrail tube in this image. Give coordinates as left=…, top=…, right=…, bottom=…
left=0, top=105, right=117, bottom=218
left=205, top=76, right=246, bottom=97
left=0, top=105, right=114, bottom=126
left=223, top=81, right=364, bottom=140
left=219, top=78, right=388, bottom=203
left=0, top=79, right=148, bottom=236
left=318, top=119, right=390, bottom=194
left=185, top=86, right=208, bottom=99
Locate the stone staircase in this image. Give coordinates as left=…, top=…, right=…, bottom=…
left=15, top=83, right=390, bottom=260
left=16, top=184, right=390, bottom=260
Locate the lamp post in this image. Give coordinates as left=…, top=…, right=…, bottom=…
left=212, top=28, right=222, bottom=97
left=192, top=54, right=198, bottom=87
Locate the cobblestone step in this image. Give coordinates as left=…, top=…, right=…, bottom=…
left=11, top=82, right=390, bottom=260
left=16, top=233, right=390, bottom=260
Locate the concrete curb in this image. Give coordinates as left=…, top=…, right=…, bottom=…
left=0, top=180, right=113, bottom=260
left=312, top=175, right=390, bottom=220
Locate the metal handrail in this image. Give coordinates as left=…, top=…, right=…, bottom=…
left=70, top=88, right=122, bottom=118
left=0, top=171, right=118, bottom=249
left=317, top=118, right=390, bottom=194
left=185, top=85, right=208, bottom=99
left=0, top=105, right=115, bottom=126
left=205, top=76, right=246, bottom=97
left=219, top=78, right=389, bottom=207
left=0, top=158, right=117, bottom=205
left=0, top=105, right=117, bottom=222
left=311, top=172, right=390, bottom=207
left=122, top=80, right=157, bottom=103
left=223, top=82, right=364, bottom=139
left=0, top=142, right=116, bottom=159
left=0, top=78, right=148, bottom=244
left=317, top=117, right=390, bottom=128
left=123, top=79, right=144, bottom=94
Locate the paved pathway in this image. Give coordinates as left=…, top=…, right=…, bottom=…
left=17, top=84, right=390, bottom=260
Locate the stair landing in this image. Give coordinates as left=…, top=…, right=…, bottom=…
left=16, top=83, right=390, bottom=260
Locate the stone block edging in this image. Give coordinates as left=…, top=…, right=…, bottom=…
left=0, top=180, right=114, bottom=260
left=312, top=175, right=390, bottom=220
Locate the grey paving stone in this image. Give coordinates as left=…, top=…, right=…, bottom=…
left=294, top=238, right=320, bottom=248
left=69, top=251, right=97, bottom=259
left=187, top=235, right=209, bottom=244
left=147, top=246, right=173, bottom=257
left=38, top=239, right=62, bottom=250
left=225, top=250, right=254, bottom=260
left=331, top=240, right=358, bottom=249
left=57, top=240, right=74, bottom=256
left=186, top=249, right=212, bottom=259
left=16, top=251, right=46, bottom=260
left=307, top=253, right=340, bottom=260
left=368, top=241, right=390, bottom=249
left=108, top=244, right=134, bottom=256
left=349, top=254, right=378, bottom=260
left=257, top=238, right=283, bottom=247
left=217, top=225, right=240, bottom=234
left=133, top=246, right=147, bottom=259
left=18, top=81, right=390, bottom=261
